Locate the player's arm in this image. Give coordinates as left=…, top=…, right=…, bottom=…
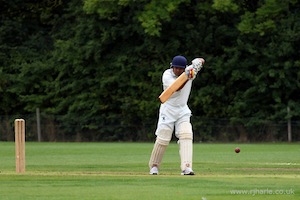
left=177, top=57, right=204, bottom=90
left=163, top=70, right=187, bottom=91
left=185, top=58, right=205, bottom=80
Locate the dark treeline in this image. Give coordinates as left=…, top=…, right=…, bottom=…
left=0, top=0, right=299, bottom=142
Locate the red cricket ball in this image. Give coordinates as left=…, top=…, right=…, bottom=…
left=235, top=147, right=240, bottom=153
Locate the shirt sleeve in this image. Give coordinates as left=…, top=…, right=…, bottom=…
left=162, top=69, right=176, bottom=90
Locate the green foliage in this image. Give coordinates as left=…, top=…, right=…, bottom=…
left=137, top=0, right=189, bottom=36
left=212, top=0, right=239, bottom=13
left=1, top=0, right=300, bottom=141
left=84, top=0, right=132, bottom=18
left=238, top=0, right=289, bottom=35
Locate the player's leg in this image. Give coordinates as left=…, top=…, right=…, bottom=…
left=149, top=126, right=173, bottom=175
left=176, top=120, right=194, bottom=175
left=149, top=104, right=176, bottom=175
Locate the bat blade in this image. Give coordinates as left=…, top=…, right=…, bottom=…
left=158, top=73, right=188, bottom=103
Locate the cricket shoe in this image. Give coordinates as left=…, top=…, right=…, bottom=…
left=150, top=166, right=158, bottom=175
left=181, top=167, right=195, bottom=175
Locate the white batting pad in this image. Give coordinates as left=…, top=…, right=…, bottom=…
left=179, top=139, right=193, bottom=171
left=176, top=122, right=193, bottom=139
left=156, top=128, right=173, bottom=145
left=149, top=139, right=167, bottom=169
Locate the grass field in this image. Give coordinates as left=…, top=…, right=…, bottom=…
left=0, top=142, right=299, bottom=200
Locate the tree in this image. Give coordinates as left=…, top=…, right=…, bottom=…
left=1, top=0, right=299, bottom=141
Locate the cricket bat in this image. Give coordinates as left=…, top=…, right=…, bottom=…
left=158, top=72, right=188, bottom=103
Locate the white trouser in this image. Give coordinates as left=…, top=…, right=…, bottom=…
left=149, top=103, right=193, bottom=170
left=156, top=103, right=191, bottom=134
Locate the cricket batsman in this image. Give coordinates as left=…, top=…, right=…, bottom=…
left=149, top=55, right=205, bottom=175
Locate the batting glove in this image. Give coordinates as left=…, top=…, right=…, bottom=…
left=185, top=65, right=196, bottom=80
left=192, top=58, right=204, bottom=72
left=185, top=58, right=205, bottom=80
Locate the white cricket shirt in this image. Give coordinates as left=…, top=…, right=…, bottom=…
left=162, top=68, right=192, bottom=107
